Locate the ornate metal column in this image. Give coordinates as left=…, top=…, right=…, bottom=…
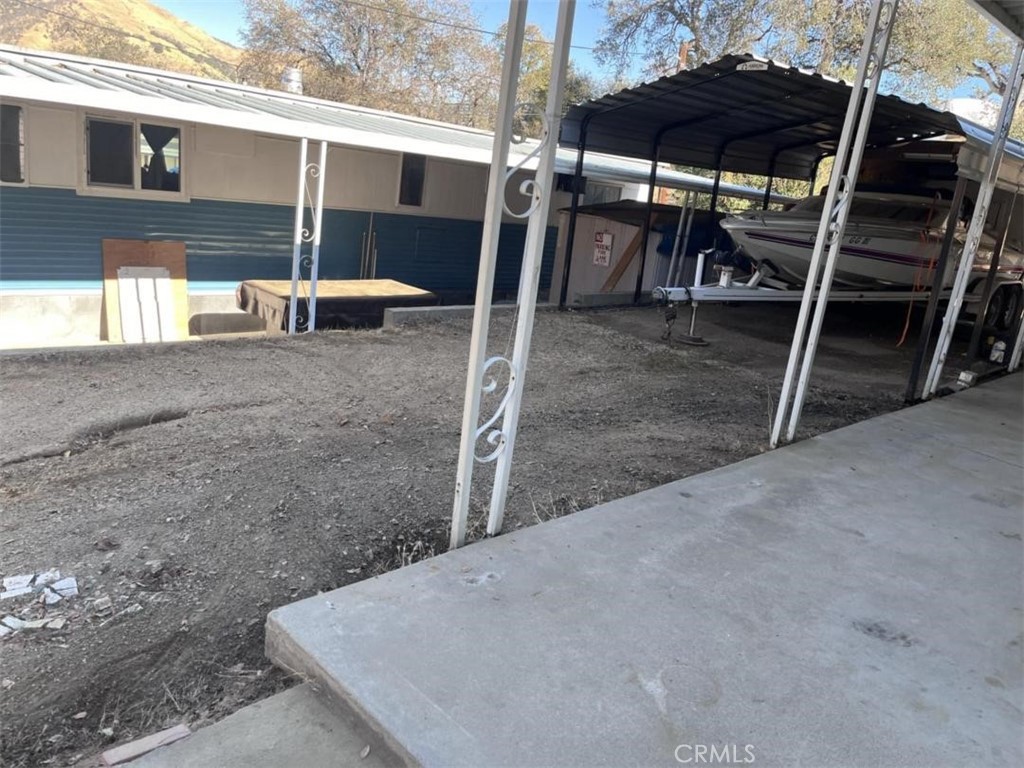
left=449, top=0, right=529, bottom=549
left=450, top=0, right=575, bottom=548
left=922, top=40, right=1024, bottom=395
left=770, top=0, right=899, bottom=448
left=288, top=139, right=328, bottom=334
left=487, top=0, right=576, bottom=537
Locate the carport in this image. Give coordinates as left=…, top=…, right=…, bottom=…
left=557, top=14, right=1023, bottom=448
left=558, top=53, right=967, bottom=310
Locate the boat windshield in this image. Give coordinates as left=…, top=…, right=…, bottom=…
left=790, top=194, right=949, bottom=225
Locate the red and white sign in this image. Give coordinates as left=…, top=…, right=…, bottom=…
left=593, top=232, right=614, bottom=266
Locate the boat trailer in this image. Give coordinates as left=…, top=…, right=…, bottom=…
left=651, top=246, right=967, bottom=344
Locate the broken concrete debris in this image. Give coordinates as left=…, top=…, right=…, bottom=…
left=2, top=574, right=33, bottom=591
left=0, top=571, right=77, bottom=601
left=35, top=569, right=61, bottom=587
left=1, top=616, right=28, bottom=631
left=93, top=596, right=114, bottom=615
left=0, top=570, right=80, bottom=637
left=0, top=613, right=69, bottom=634
left=52, top=577, right=79, bottom=598
left=0, top=586, right=33, bottom=600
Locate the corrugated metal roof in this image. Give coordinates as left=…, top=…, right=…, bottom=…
left=560, top=53, right=1024, bottom=181
left=969, top=0, right=1024, bottom=41
left=0, top=45, right=783, bottom=202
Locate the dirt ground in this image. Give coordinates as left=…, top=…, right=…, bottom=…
left=0, top=303, right=933, bottom=765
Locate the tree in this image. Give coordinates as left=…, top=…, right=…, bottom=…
left=595, top=0, right=1018, bottom=109
left=493, top=23, right=599, bottom=137
left=595, top=0, right=776, bottom=78
left=238, top=0, right=501, bottom=127
left=761, top=0, right=1013, bottom=103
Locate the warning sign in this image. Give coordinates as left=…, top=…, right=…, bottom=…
left=593, top=231, right=613, bottom=266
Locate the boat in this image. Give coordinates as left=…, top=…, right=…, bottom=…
left=718, top=190, right=1024, bottom=291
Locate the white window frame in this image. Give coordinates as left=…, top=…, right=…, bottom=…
left=0, top=102, right=29, bottom=187
left=396, top=152, right=427, bottom=209
left=77, top=111, right=190, bottom=202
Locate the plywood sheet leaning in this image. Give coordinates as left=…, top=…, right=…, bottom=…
left=599, top=227, right=645, bottom=292
left=101, top=239, right=189, bottom=343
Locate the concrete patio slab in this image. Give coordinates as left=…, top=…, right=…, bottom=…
left=268, top=375, right=1023, bottom=768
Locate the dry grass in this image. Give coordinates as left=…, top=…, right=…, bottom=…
left=527, top=483, right=610, bottom=524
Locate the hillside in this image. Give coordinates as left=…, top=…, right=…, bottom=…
left=0, top=0, right=241, bottom=80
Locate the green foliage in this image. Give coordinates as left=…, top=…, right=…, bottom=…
left=492, top=23, right=598, bottom=138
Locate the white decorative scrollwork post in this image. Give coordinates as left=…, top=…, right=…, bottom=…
left=288, top=139, right=328, bottom=334
left=450, top=0, right=575, bottom=549
left=924, top=40, right=1024, bottom=390
left=770, top=0, right=899, bottom=448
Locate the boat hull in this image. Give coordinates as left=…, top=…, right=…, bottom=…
left=720, top=215, right=956, bottom=288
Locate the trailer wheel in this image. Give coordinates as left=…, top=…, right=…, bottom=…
left=985, top=284, right=1022, bottom=331
left=1002, top=285, right=1023, bottom=331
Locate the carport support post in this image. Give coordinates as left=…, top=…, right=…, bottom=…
left=923, top=40, right=1024, bottom=397
left=771, top=0, right=899, bottom=447
left=921, top=39, right=1024, bottom=393
left=634, top=147, right=661, bottom=303
left=487, top=0, right=575, bottom=536
left=307, top=140, right=328, bottom=332
left=666, top=190, right=690, bottom=287
left=559, top=123, right=588, bottom=308
left=288, top=137, right=309, bottom=335
left=450, top=0, right=528, bottom=550
left=287, top=139, right=328, bottom=333
left=708, top=162, right=723, bottom=249
left=762, top=157, right=776, bottom=210
left=904, top=175, right=967, bottom=402
left=808, top=154, right=824, bottom=195
left=675, top=194, right=697, bottom=285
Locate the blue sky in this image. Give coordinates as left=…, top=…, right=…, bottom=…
left=154, top=0, right=994, bottom=103
left=156, top=0, right=614, bottom=78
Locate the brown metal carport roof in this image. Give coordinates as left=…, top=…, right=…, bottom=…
left=559, top=53, right=965, bottom=180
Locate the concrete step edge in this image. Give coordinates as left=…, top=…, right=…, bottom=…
left=265, top=612, right=416, bottom=767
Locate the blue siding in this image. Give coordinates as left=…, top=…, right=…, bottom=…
left=0, top=186, right=556, bottom=300
left=370, top=213, right=556, bottom=300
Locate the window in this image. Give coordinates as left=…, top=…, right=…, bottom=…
left=585, top=181, right=622, bottom=205
left=140, top=124, right=181, bottom=192
left=399, top=153, right=426, bottom=207
left=86, top=118, right=181, bottom=193
left=87, top=119, right=133, bottom=186
left=1, top=105, right=24, bottom=184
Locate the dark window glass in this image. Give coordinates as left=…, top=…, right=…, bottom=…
left=0, top=105, right=24, bottom=183
left=140, top=124, right=181, bottom=192
left=399, top=153, right=426, bottom=207
left=87, top=119, right=133, bottom=187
